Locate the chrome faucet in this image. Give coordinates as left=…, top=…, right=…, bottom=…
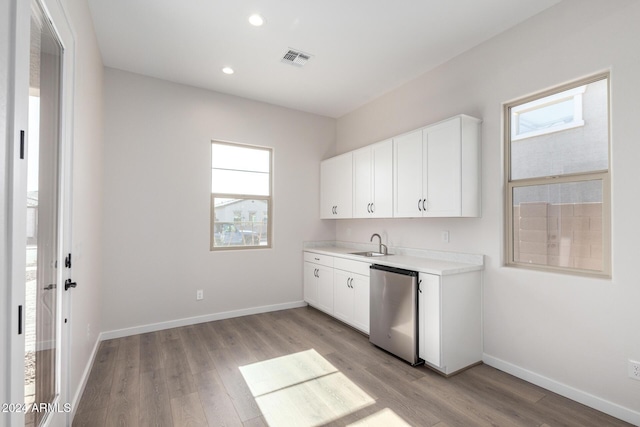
left=370, top=233, right=388, bottom=255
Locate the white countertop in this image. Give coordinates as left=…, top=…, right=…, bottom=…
left=304, top=243, right=484, bottom=276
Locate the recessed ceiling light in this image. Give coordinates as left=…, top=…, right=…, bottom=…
left=222, top=67, right=234, bottom=75
left=248, top=14, right=265, bottom=27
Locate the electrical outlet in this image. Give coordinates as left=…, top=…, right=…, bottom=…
left=629, top=360, right=640, bottom=381
left=442, top=231, right=450, bottom=243
left=196, top=289, right=204, bottom=301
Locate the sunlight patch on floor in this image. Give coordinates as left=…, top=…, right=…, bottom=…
left=239, top=349, right=375, bottom=426
left=347, top=408, right=412, bottom=426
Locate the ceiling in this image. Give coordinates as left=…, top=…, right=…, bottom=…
left=87, top=0, right=561, bottom=118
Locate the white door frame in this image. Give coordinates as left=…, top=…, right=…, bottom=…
left=8, top=0, right=75, bottom=425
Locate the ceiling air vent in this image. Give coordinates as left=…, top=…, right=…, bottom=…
left=281, top=48, right=312, bottom=67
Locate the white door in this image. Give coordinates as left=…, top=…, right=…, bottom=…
left=303, top=262, right=318, bottom=306
left=351, top=273, right=370, bottom=334
left=393, top=129, right=424, bottom=218
left=316, top=265, right=334, bottom=314
left=352, top=147, right=373, bottom=218
left=424, top=118, right=461, bottom=216
left=371, top=139, right=393, bottom=218
left=320, top=153, right=353, bottom=219
left=332, top=270, right=353, bottom=324
left=9, top=0, right=75, bottom=425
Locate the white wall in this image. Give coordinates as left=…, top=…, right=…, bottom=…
left=101, top=68, right=336, bottom=332
left=335, top=0, right=640, bottom=421
left=60, top=0, right=105, bottom=410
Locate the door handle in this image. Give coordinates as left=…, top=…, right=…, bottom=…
left=64, top=279, right=77, bottom=291
left=44, top=284, right=56, bottom=291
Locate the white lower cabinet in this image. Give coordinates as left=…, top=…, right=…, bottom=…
left=303, top=252, right=334, bottom=315
left=304, top=252, right=371, bottom=334
left=333, top=270, right=370, bottom=334
left=418, top=271, right=482, bottom=375
left=333, top=257, right=370, bottom=333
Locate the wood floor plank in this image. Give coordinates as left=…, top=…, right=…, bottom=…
left=160, top=334, right=197, bottom=399
left=74, top=340, right=119, bottom=415
left=536, top=392, right=632, bottom=427
left=464, top=363, right=546, bottom=404
left=271, top=311, right=337, bottom=356
left=196, top=369, right=243, bottom=427
left=139, top=331, right=163, bottom=374
left=241, top=314, right=301, bottom=358
left=170, top=392, right=208, bottom=427
left=179, top=324, right=215, bottom=375
left=241, top=416, right=268, bottom=427
left=116, top=334, right=140, bottom=363
left=106, top=354, right=140, bottom=427
left=411, top=370, right=534, bottom=427
left=231, top=315, right=282, bottom=361
left=210, top=348, right=262, bottom=422
left=194, top=321, right=228, bottom=353
left=71, top=407, right=107, bottom=427
left=139, top=369, right=173, bottom=427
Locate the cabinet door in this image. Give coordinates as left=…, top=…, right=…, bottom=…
left=320, top=153, right=353, bottom=219
left=424, top=117, right=461, bottom=216
left=303, top=262, right=318, bottom=306
left=371, top=140, right=393, bottom=218
left=394, top=129, right=424, bottom=218
left=332, top=270, right=353, bottom=324
left=316, top=265, right=334, bottom=314
left=419, top=273, right=441, bottom=368
left=352, top=147, right=373, bottom=218
left=351, top=273, right=370, bottom=333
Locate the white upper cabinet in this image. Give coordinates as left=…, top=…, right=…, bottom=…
left=320, top=152, right=353, bottom=219
left=394, top=115, right=481, bottom=218
left=353, top=139, right=393, bottom=218
left=321, top=114, right=481, bottom=219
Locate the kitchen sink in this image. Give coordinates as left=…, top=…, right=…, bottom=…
left=349, top=251, right=390, bottom=257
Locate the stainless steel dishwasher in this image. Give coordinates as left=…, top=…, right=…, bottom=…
left=369, top=264, right=422, bottom=366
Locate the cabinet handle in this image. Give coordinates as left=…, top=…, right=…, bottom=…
left=371, top=203, right=374, bottom=213
left=367, top=203, right=371, bottom=213
left=418, top=279, right=422, bottom=293
left=418, top=199, right=422, bottom=212
left=422, top=199, right=427, bottom=211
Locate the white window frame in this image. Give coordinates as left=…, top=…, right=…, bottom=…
left=504, top=73, right=611, bottom=277
left=210, top=140, right=273, bottom=251
left=511, top=86, right=586, bottom=141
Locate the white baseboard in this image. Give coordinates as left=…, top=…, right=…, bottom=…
left=69, top=334, right=102, bottom=423
left=101, top=300, right=307, bottom=341
left=483, top=354, right=640, bottom=426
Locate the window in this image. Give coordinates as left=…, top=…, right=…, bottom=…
left=211, top=141, right=272, bottom=250
left=505, top=74, right=610, bottom=275
left=511, top=86, right=586, bottom=141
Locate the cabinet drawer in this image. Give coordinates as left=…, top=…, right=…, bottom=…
left=334, top=257, right=371, bottom=276
left=304, top=252, right=334, bottom=267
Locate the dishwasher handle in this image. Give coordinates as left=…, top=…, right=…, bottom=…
left=370, top=264, right=418, bottom=277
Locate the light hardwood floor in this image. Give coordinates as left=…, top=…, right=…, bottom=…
left=73, top=307, right=631, bottom=427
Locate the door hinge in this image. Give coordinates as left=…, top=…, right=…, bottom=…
left=19, top=130, right=25, bottom=159
left=65, top=253, right=71, bottom=268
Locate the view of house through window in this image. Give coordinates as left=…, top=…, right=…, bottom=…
left=211, top=141, right=272, bottom=250
left=505, top=74, right=610, bottom=275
